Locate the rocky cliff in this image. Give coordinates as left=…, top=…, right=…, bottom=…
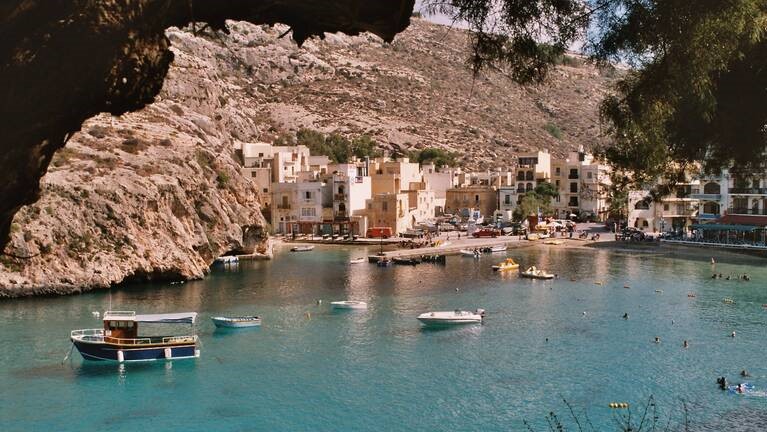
left=1, top=17, right=614, bottom=296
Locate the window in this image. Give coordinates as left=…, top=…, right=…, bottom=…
left=703, top=182, right=720, bottom=194
left=258, top=152, right=264, bottom=157
left=304, top=191, right=312, bottom=200
left=263, top=188, right=268, bottom=193
left=475, top=195, right=479, bottom=203
left=587, top=172, right=593, bottom=179
left=526, top=183, right=533, bottom=192
left=555, top=167, right=561, bottom=176
left=568, top=169, right=579, bottom=179
left=517, top=183, right=525, bottom=193
left=568, top=197, right=579, bottom=207
left=301, top=207, right=316, bottom=217
left=634, top=201, right=650, bottom=210
left=504, top=194, right=511, bottom=205
left=517, top=171, right=525, bottom=180
left=663, top=204, right=669, bottom=211
left=525, top=171, right=534, bottom=181
left=703, top=202, right=719, bottom=214
left=382, top=201, right=388, bottom=211
left=338, top=185, right=345, bottom=195
left=570, top=182, right=577, bottom=193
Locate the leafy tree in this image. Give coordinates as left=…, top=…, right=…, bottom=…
left=422, top=0, right=767, bottom=180
left=294, top=129, right=380, bottom=163
left=409, top=147, right=458, bottom=168
left=512, top=182, right=557, bottom=220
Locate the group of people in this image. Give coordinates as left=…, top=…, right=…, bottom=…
left=717, top=371, right=751, bottom=393
left=711, top=273, right=751, bottom=281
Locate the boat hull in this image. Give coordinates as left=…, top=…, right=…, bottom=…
left=520, top=273, right=554, bottom=280
left=211, top=318, right=261, bottom=328
left=417, top=317, right=482, bottom=326
left=331, top=302, right=367, bottom=310
left=72, top=339, right=198, bottom=362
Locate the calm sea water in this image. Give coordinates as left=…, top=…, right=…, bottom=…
left=2, top=245, right=767, bottom=431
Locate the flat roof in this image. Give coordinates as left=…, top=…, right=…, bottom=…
left=103, top=311, right=197, bottom=324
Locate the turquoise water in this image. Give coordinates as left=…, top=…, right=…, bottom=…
left=2, top=245, right=767, bottom=431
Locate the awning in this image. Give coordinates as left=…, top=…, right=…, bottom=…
left=133, top=312, right=197, bottom=324
left=691, top=224, right=760, bottom=232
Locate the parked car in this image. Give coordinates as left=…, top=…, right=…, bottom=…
left=472, top=228, right=499, bottom=238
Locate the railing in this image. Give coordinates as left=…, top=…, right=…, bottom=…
left=277, top=204, right=291, bottom=209
left=71, top=329, right=197, bottom=345
left=729, top=188, right=767, bottom=194
left=728, top=207, right=767, bottom=215
left=334, top=194, right=346, bottom=201
left=690, top=193, right=721, bottom=200
left=568, top=173, right=579, bottom=179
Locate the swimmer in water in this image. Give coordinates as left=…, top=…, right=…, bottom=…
left=654, top=336, right=660, bottom=343
left=683, top=340, right=689, bottom=348
left=623, top=312, right=629, bottom=320
left=741, top=370, right=750, bottom=377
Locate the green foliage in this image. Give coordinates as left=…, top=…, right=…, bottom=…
left=542, top=122, right=562, bottom=140
left=216, top=170, right=230, bottom=188
left=426, top=0, right=767, bottom=180
left=409, top=147, right=458, bottom=168
left=294, top=129, right=381, bottom=163
left=512, top=182, right=558, bottom=220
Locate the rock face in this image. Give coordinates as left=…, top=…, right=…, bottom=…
left=0, top=0, right=414, bottom=251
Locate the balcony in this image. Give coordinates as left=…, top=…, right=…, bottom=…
left=728, top=207, right=767, bottom=215
left=568, top=173, right=579, bottom=179
left=334, top=193, right=347, bottom=201
left=690, top=193, right=721, bottom=201
left=729, top=188, right=767, bottom=195
left=276, top=204, right=291, bottom=210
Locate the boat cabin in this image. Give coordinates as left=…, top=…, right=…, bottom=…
left=102, top=311, right=197, bottom=341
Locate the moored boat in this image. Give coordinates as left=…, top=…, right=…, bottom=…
left=349, top=257, right=366, bottom=264
left=214, top=255, right=239, bottom=264
left=488, top=245, right=507, bottom=253
left=417, top=309, right=485, bottom=326
left=393, top=257, right=420, bottom=265
left=70, top=311, right=199, bottom=362
left=211, top=316, right=261, bottom=328
left=492, top=258, right=520, bottom=271
left=331, top=301, right=368, bottom=310
left=459, top=249, right=481, bottom=257
left=291, top=245, right=315, bottom=252
left=520, top=266, right=555, bottom=280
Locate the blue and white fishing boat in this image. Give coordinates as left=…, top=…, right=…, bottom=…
left=211, top=315, right=261, bottom=328
left=70, top=311, right=199, bottom=362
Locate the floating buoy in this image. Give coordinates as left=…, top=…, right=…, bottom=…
left=624, top=285, right=630, bottom=289
left=608, top=402, right=629, bottom=409
left=655, top=289, right=663, bottom=293
left=316, top=299, right=322, bottom=305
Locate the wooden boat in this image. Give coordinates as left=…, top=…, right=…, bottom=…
left=349, top=257, right=366, bottom=264
left=70, top=311, right=199, bottom=362
left=211, top=316, right=261, bottom=328
left=417, top=309, right=485, bottom=326
left=520, top=266, right=555, bottom=280
left=492, top=258, right=519, bottom=271
left=331, top=301, right=368, bottom=310
left=290, top=245, right=315, bottom=252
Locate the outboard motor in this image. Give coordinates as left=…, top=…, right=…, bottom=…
left=476, top=309, right=486, bottom=320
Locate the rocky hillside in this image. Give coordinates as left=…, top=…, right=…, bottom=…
left=0, top=18, right=614, bottom=296
left=243, top=17, right=617, bottom=167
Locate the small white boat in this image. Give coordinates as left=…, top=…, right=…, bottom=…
left=417, top=309, right=485, bottom=326
left=520, top=266, right=555, bottom=280
left=290, top=245, right=315, bottom=252
left=459, top=249, right=481, bottom=257
left=349, top=257, right=366, bottom=264
left=211, top=316, right=262, bottom=328
left=331, top=301, right=368, bottom=310
left=490, top=245, right=507, bottom=253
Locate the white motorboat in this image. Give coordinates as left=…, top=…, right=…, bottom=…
left=214, top=255, right=239, bottom=264
left=489, top=245, right=507, bottom=253
left=290, top=245, right=315, bottom=252
left=520, top=266, right=555, bottom=280
left=349, top=257, right=366, bottom=264
left=211, top=316, right=261, bottom=328
left=459, top=249, right=481, bottom=257
left=331, top=301, right=368, bottom=310
left=417, top=309, right=485, bottom=326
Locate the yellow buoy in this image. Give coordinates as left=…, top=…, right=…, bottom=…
left=609, top=402, right=629, bottom=409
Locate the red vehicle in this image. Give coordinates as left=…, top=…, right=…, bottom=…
left=472, top=228, right=499, bottom=238
left=367, top=227, right=393, bottom=239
